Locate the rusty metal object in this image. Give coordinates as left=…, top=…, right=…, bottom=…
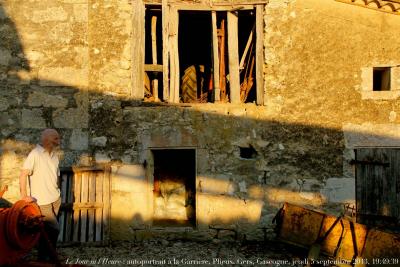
left=274, top=203, right=400, bottom=266
left=0, top=185, right=8, bottom=198
left=0, top=187, right=84, bottom=266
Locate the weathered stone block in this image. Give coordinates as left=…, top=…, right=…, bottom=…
left=0, top=96, right=10, bottom=111
left=94, top=152, right=110, bottom=163
left=0, top=48, right=12, bottom=66
left=198, top=175, right=235, bottom=195
left=91, top=136, right=107, bottom=147
left=73, top=4, right=88, bottom=22
left=320, top=178, right=355, bottom=203
left=31, top=7, right=68, bottom=23
left=21, top=109, right=46, bottom=129
left=38, top=67, right=88, bottom=88
left=27, top=91, right=68, bottom=108
left=69, top=129, right=88, bottom=150
left=53, top=108, right=88, bottom=128
left=197, top=193, right=263, bottom=225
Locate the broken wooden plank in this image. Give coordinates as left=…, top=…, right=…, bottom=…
left=227, top=11, right=240, bottom=104
left=151, top=15, right=160, bottom=101
left=61, top=202, right=104, bottom=209
left=239, top=24, right=254, bottom=70
left=162, top=0, right=169, bottom=101
left=131, top=0, right=146, bottom=99
left=256, top=4, right=264, bottom=105
left=72, top=172, right=81, bottom=242
left=212, top=11, right=221, bottom=102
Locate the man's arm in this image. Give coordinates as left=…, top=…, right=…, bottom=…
left=19, top=169, right=36, bottom=202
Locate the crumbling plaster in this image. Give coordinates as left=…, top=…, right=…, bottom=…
left=0, top=0, right=399, bottom=240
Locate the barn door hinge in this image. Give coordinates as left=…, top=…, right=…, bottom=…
left=349, top=159, right=389, bottom=167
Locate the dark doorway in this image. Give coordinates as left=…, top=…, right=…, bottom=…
left=152, top=149, right=196, bottom=227
left=355, top=148, right=400, bottom=232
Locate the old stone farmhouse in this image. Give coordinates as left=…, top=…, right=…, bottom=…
left=0, top=0, right=399, bottom=243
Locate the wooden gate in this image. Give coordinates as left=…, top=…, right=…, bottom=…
left=355, top=148, right=400, bottom=229
left=58, top=166, right=111, bottom=245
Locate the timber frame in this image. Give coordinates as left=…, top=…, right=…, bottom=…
left=131, top=0, right=266, bottom=105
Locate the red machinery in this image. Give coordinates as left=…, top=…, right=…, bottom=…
left=0, top=186, right=84, bottom=267
left=0, top=198, right=42, bottom=265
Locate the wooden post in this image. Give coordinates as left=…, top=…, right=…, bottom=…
left=131, top=0, right=145, bottom=99
left=212, top=11, right=221, bottom=102
left=72, top=172, right=81, bottom=242
left=151, top=16, right=159, bottom=101
left=65, top=173, right=73, bottom=242
left=219, top=19, right=227, bottom=102
left=169, top=7, right=180, bottom=103
left=95, top=172, right=103, bottom=242
left=256, top=5, right=264, bottom=105
left=88, top=172, right=96, bottom=242
left=80, top=172, right=89, bottom=242
left=162, top=0, right=169, bottom=101
left=227, top=11, right=240, bottom=104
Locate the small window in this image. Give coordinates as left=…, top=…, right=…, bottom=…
left=373, top=67, right=391, bottom=91
left=361, top=66, right=400, bottom=100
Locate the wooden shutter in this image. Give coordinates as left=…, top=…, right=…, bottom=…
left=355, top=148, right=400, bottom=228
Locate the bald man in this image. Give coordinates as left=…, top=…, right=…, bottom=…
left=19, top=128, right=61, bottom=261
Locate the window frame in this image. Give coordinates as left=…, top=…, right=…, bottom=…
left=132, top=0, right=265, bottom=105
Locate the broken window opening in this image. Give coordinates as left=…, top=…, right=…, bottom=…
left=138, top=3, right=264, bottom=105
left=238, top=10, right=257, bottom=103
left=179, top=11, right=213, bottom=103
left=144, top=5, right=164, bottom=102
left=152, top=149, right=196, bottom=227
left=373, top=67, right=391, bottom=91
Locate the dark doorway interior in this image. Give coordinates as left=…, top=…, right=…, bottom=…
left=179, top=11, right=212, bottom=103
left=153, top=149, right=196, bottom=227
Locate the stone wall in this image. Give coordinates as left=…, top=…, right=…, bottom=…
left=0, top=0, right=399, bottom=241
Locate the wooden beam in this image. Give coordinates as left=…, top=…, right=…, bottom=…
left=169, top=7, right=180, bottom=103
left=162, top=0, right=169, bottom=101
left=144, top=64, right=163, bottom=72
left=72, top=172, right=81, bottom=242
left=211, top=11, right=220, bottom=102
left=256, top=5, right=264, bottom=105
left=171, top=4, right=254, bottom=11
left=151, top=15, right=159, bottom=101
left=143, top=0, right=268, bottom=5
left=131, top=0, right=146, bottom=99
left=227, top=11, right=240, bottom=104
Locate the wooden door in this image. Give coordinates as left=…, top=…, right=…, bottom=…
left=58, top=166, right=111, bottom=245
left=355, top=148, right=400, bottom=228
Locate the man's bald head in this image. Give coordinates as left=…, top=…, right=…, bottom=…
left=40, top=129, right=60, bottom=152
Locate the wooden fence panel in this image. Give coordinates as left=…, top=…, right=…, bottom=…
left=58, top=167, right=111, bottom=245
